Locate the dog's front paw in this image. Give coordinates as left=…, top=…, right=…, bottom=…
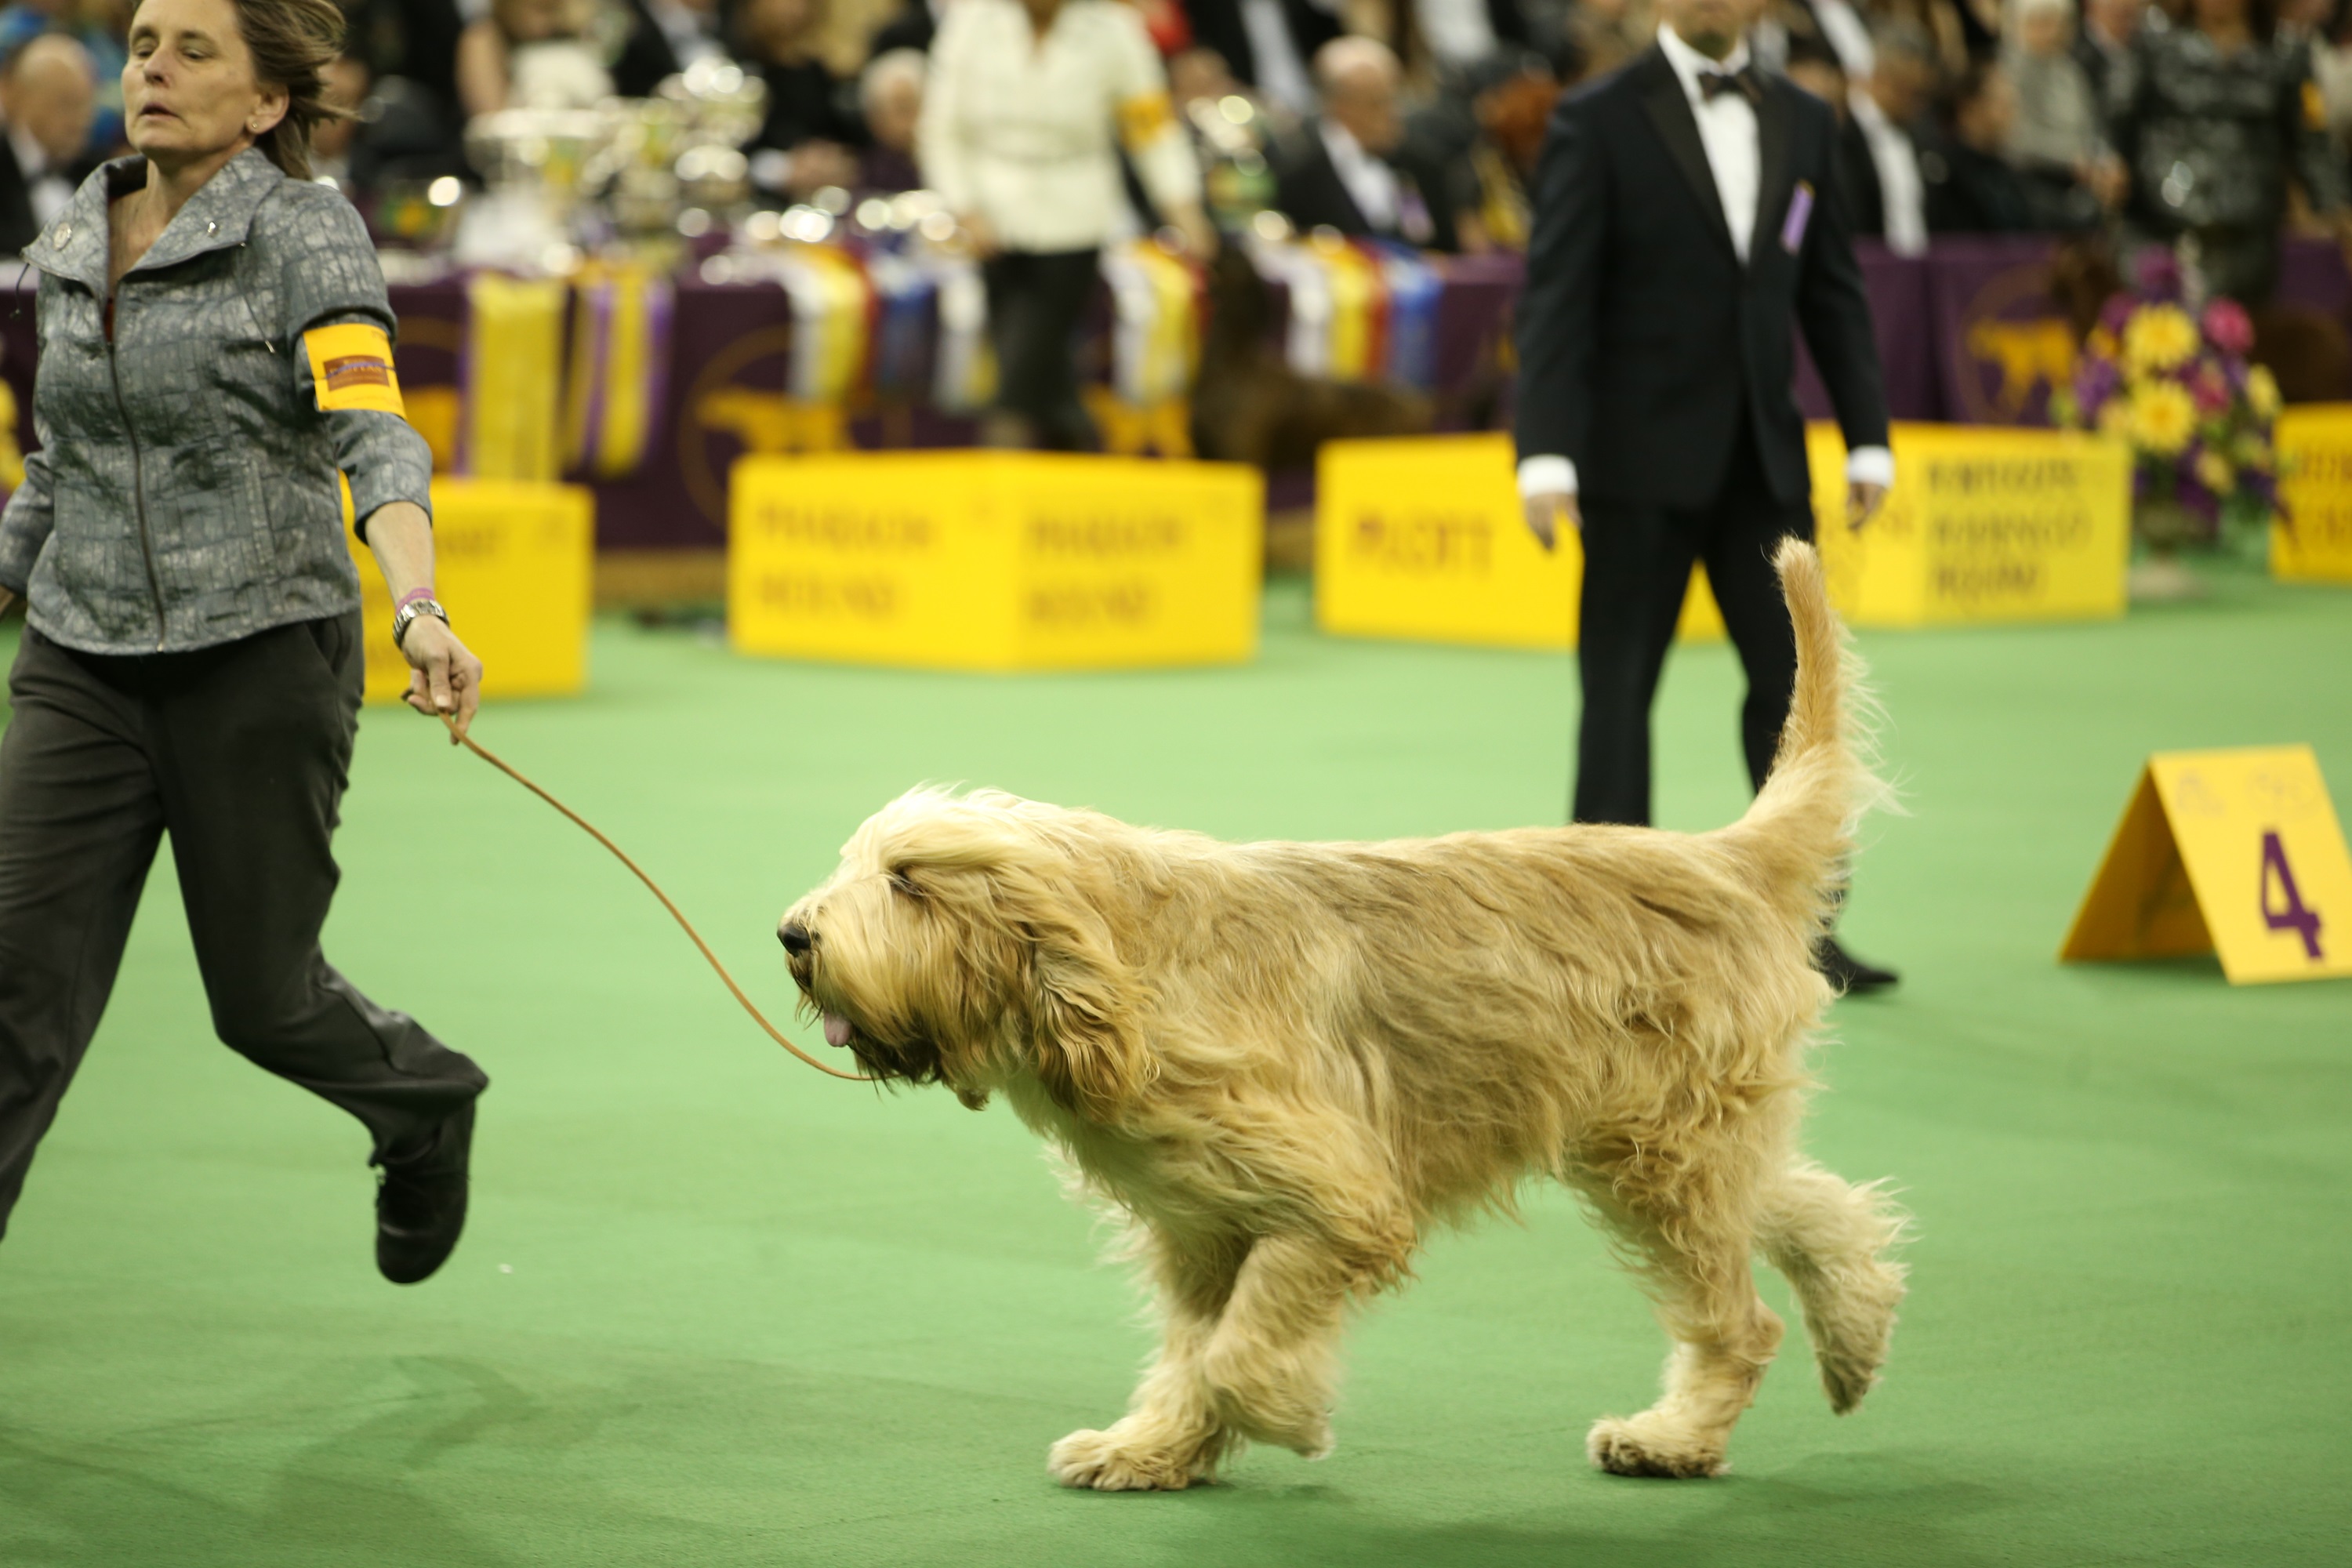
left=1048, top=1420, right=1215, bottom=1492
left=1586, top=1413, right=1727, bottom=1479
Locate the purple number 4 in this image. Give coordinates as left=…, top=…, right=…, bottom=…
left=2260, top=831, right=2325, bottom=960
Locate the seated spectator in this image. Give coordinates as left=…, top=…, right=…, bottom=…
left=1395, top=0, right=1535, bottom=78
left=309, top=51, right=370, bottom=191
left=741, top=0, right=866, bottom=199
left=0, top=31, right=93, bottom=256
left=2005, top=0, right=2123, bottom=225
left=611, top=0, right=730, bottom=99
left=1274, top=36, right=1460, bottom=251
left=456, top=0, right=614, bottom=116
left=2110, top=0, right=2347, bottom=304
left=0, top=0, right=124, bottom=151
left=2073, top=0, right=2142, bottom=100
left=1845, top=18, right=1936, bottom=254
left=857, top=45, right=923, bottom=191
left=1925, top=60, right=2041, bottom=231
left=1185, top=0, right=1344, bottom=118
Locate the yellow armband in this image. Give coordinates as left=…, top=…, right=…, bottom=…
left=303, top=322, right=407, bottom=416
left=1117, top=91, right=1176, bottom=151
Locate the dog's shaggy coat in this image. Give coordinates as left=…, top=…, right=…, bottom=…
left=781, top=539, right=1907, bottom=1489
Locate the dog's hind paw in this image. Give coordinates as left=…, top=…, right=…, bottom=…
left=1586, top=1414, right=1728, bottom=1479
left=1048, top=1422, right=1214, bottom=1492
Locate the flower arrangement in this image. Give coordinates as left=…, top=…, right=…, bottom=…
left=2050, top=250, right=2284, bottom=540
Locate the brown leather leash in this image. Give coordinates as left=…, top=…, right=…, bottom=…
left=438, top=713, right=871, bottom=1083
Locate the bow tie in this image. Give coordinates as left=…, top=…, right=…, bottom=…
left=1697, top=65, right=1762, bottom=106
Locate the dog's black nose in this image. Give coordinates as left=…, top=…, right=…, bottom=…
left=779, top=922, right=813, bottom=956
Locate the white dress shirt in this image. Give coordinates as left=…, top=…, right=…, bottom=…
left=1519, top=23, right=1894, bottom=501
left=1849, top=90, right=1928, bottom=259
left=1319, top=120, right=1399, bottom=233
left=9, top=125, right=71, bottom=229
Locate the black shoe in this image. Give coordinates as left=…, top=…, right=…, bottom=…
left=375, top=1101, right=474, bottom=1285
left=1816, top=936, right=1900, bottom=996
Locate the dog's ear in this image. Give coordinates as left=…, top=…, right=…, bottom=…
left=1023, top=906, right=1151, bottom=1124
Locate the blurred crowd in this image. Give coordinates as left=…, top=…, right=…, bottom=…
left=5, top=0, right=2352, bottom=305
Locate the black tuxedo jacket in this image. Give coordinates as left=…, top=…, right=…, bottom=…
left=1513, top=46, right=1888, bottom=509
left=1274, top=125, right=1461, bottom=253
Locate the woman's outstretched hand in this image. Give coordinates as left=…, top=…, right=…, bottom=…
left=399, top=614, right=484, bottom=741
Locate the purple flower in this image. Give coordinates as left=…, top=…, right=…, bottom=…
left=2133, top=247, right=2187, bottom=301
left=2100, top=293, right=2136, bottom=335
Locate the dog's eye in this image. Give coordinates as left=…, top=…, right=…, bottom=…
left=887, top=866, right=924, bottom=898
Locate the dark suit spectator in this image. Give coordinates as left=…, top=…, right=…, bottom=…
left=1186, top=0, right=1344, bottom=116
left=1925, top=60, right=2043, bottom=230
left=1275, top=36, right=1461, bottom=250
left=2074, top=0, right=2143, bottom=100
left=0, top=32, right=93, bottom=258
left=610, top=0, right=731, bottom=97
left=1844, top=16, right=1935, bottom=253
left=347, top=0, right=466, bottom=118
left=741, top=0, right=865, bottom=198
left=1513, top=0, right=1895, bottom=988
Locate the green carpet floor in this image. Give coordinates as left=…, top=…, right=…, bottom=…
left=0, top=562, right=2347, bottom=1567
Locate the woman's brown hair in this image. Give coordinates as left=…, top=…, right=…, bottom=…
left=209, top=0, right=349, bottom=180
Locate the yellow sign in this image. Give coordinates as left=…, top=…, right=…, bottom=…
left=2062, top=746, right=2352, bottom=985
left=728, top=452, right=1261, bottom=672
left=1809, top=423, right=2131, bottom=625
left=1313, top=434, right=1725, bottom=650
left=346, top=479, right=595, bottom=704
left=2271, top=405, right=2352, bottom=583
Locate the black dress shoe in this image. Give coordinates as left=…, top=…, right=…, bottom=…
left=1816, top=936, right=1900, bottom=996
left=375, top=1101, right=474, bottom=1285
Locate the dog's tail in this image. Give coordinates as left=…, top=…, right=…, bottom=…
left=1757, top=1163, right=1910, bottom=1413
left=1717, top=539, right=1884, bottom=931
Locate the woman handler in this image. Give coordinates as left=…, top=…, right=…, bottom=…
left=0, top=0, right=489, bottom=1283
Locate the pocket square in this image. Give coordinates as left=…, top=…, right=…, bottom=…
left=1781, top=181, right=1815, bottom=254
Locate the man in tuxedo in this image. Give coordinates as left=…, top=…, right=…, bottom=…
left=1514, top=0, right=1898, bottom=990
left=1274, top=37, right=1461, bottom=252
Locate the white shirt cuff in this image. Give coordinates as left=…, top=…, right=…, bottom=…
left=1846, top=445, right=1894, bottom=488
left=1518, top=454, right=1577, bottom=498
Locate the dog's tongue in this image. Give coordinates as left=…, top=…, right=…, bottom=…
left=822, top=1012, right=855, bottom=1048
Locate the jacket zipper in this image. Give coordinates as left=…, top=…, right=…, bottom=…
left=105, top=290, right=168, bottom=651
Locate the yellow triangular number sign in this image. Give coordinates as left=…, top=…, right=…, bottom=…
left=2063, top=746, right=2352, bottom=984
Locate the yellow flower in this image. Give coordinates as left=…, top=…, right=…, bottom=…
left=2128, top=381, right=2198, bottom=455
left=2194, top=450, right=2234, bottom=492
left=2123, top=305, right=2199, bottom=375
left=2247, top=365, right=2282, bottom=418
left=2088, top=327, right=2121, bottom=360
left=2097, top=400, right=2132, bottom=437
left=2235, top=433, right=2273, bottom=469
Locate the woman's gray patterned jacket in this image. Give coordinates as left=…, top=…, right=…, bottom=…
left=0, top=147, right=433, bottom=655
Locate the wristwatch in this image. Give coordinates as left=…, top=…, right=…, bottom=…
left=392, top=597, right=450, bottom=651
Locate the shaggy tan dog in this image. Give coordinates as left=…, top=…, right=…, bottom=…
left=779, top=539, right=1907, bottom=1490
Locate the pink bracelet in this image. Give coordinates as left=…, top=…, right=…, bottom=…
left=394, top=587, right=438, bottom=613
